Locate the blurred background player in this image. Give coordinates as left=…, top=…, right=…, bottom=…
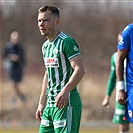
left=3, top=31, right=26, bottom=105
left=102, top=32, right=130, bottom=133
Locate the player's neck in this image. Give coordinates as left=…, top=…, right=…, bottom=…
left=48, top=30, right=60, bottom=42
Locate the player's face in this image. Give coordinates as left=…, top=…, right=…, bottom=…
left=38, top=11, right=58, bottom=38
left=10, top=32, right=20, bottom=44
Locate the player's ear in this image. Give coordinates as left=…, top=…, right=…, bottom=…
left=56, top=18, right=60, bottom=26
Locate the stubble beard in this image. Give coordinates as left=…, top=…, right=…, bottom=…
left=41, top=31, right=47, bottom=37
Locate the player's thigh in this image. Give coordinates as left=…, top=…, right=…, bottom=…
left=125, top=85, right=133, bottom=122
left=39, top=107, right=54, bottom=133
left=112, top=102, right=129, bottom=124
left=70, top=105, right=82, bottom=133
left=53, top=106, right=67, bottom=133
left=54, top=105, right=82, bottom=133
left=39, top=123, right=54, bottom=133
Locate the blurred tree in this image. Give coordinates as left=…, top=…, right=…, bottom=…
left=0, top=1, right=132, bottom=74
left=0, top=1, right=133, bottom=122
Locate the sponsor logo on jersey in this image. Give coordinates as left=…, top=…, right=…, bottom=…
left=119, top=37, right=124, bottom=45
left=128, top=110, right=133, bottom=118
left=44, top=57, right=59, bottom=67
left=53, top=119, right=66, bottom=129
left=53, top=48, right=58, bottom=55
left=73, top=45, right=78, bottom=51
left=41, top=119, right=49, bottom=126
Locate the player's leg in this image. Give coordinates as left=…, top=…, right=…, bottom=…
left=67, top=104, right=82, bottom=133
left=53, top=104, right=82, bottom=133
left=53, top=93, right=82, bottom=133
left=12, top=81, right=25, bottom=101
left=53, top=106, right=68, bottom=133
left=39, top=107, right=54, bottom=133
left=119, top=123, right=129, bottom=133
left=125, top=85, right=133, bottom=123
left=10, top=81, right=19, bottom=105
left=112, top=102, right=129, bottom=133
left=12, top=82, right=20, bottom=97
left=11, top=68, right=24, bottom=100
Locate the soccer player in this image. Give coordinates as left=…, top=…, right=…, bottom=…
left=102, top=32, right=130, bottom=133
left=3, top=31, right=26, bottom=104
left=116, top=23, right=133, bottom=124
left=35, top=5, right=85, bottom=133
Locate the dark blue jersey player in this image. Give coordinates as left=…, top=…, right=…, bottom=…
left=116, top=23, right=133, bottom=123
left=3, top=31, right=26, bottom=104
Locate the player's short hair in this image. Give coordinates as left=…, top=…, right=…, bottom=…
left=38, top=5, right=60, bottom=18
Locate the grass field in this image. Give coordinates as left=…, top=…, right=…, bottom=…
left=0, top=127, right=119, bottom=133
left=1, top=121, right=132, bottom=133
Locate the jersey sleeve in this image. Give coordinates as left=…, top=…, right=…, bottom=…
left=63, top=38, right=81, bottom=60
left=3, top=43, right=10, bottom=59
left=117, top=25, right=130, bottom=51
left=106, top=53, right=116, bottom=96
left=3, top=47, right=8, bottom=58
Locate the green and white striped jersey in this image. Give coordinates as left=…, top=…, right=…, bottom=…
left=42, top=32, right=81, bottom=107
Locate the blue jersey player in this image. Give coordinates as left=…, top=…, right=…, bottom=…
left=116, top=23, right=133, bottom=123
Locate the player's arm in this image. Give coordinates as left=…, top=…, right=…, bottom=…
left=66, top=55, right=85, bottom=91
left=3, top=45, right=10, bottom=60
left=55, top=55, right=85, bottom=109
left=36, top=69, right=48, bottom=121
left=116, top=49, right=127, bottom=81
left=102, top=54, right=116, bottom=108
left=116, top=49, right=127, bottom=105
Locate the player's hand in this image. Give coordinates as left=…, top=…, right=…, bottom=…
left=36, top=104, right=44, bottom=121
left=102, top=96, right=110, bottom=108
left=118, top=90, right=127, bottom=106
left=55, top=89, right=69, bottom=109
left=10, top=54, right=19, bottom=61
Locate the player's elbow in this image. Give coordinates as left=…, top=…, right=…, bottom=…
left=80, top=67, right=85, bottom=78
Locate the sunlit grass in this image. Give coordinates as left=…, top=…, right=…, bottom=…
left=0, top=127, right=119, bottom=133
